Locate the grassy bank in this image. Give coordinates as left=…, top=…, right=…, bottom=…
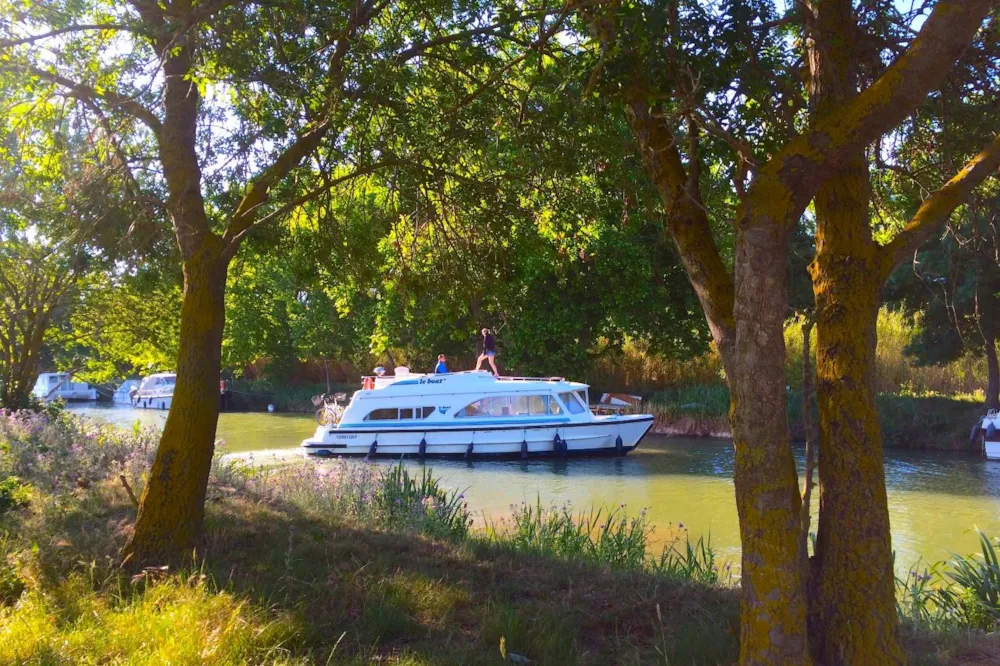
left=648, top=385, right=987, bottom=451
left=4, top=412, right=996, bottom=664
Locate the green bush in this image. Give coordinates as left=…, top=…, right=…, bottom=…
left=0, top=476, right=30, bottom=515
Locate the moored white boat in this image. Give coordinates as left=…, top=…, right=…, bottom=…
left=113, top=379, right=141, bottom=405
left=31, top=373, right=98, bottom=402
left=975, top=409, right=1000, bottom=460
left=134, top=372, right=176, bottom=410
left=302, top=370, right=654, bottom=458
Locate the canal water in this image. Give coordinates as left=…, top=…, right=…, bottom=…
left=68, top=404, right=1000, bottom=568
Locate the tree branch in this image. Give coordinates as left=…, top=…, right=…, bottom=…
left=11, top=64, right=161, bottom=133
left=742, top=0, right=993, bottom=232
left=222, top=120, right=332, bottom=244
left=0, top=24, right=131, bottom=49
left=879, top=134, right=1000, bottom=280
left=223, top=159, right=396, bottom=256
left=625, top=96, right=736, bottom=367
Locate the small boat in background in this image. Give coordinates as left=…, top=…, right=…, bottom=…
left=32, top=372, right=98, bottom=402
left=134, top=372, right=176, bottom=410
left=302, top=369, right=654, bottom=458
left=975, top=409, right=1000, bottom=460
left=592, top=392, right=643, bottom=415
left=113, top=379, right=141, bottom=405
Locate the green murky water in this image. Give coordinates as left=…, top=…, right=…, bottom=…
left=69, top=403, right=1000, bottom=567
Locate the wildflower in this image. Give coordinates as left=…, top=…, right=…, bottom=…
left=678, top=522, right=684, bottom=529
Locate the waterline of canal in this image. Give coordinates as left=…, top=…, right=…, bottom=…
left=69, top=404, right=1000, bottom=568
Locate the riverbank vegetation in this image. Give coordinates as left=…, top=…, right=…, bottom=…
left=1, top=411, right=998, bottom=664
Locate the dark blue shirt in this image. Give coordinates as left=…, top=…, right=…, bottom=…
left=434, top=361, right=448, bottom=374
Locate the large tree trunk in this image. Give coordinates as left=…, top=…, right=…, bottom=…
left=730, top=226, right=811, bottom=665
left=810, top=155, right=904, bottom=665
left=803, top=1, right=904, bottom=660
left=122, top=235, right=229, bottom=567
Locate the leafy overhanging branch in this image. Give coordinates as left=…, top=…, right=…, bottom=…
left=878, top=134, right=1000, bottom=280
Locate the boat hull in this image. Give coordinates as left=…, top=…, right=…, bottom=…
left=134, top=395, right=173, bottom=410
left=302, top=416, right=655, bottom=458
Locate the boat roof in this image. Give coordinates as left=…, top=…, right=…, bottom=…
left=367, top=370, right=588, bottom=396
left=143, top=372, right=176, bottom=379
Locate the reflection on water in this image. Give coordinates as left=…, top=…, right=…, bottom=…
left=68, top=404, right=1000, bottom=567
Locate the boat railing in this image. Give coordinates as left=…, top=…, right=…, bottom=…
left=496, top=376, right=565, bottom=382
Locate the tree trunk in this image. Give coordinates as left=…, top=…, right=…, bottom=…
left=810, top=156, right=904, bottom=665
left=977, top=273, right=1000, bottom=411
left=730, top=225, right=811, bottom=665
left=985, top=340, right=999, bottom=411
left=122, top=235, right=229, bottom=567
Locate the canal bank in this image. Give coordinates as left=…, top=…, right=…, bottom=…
left=67, top=403, right=1000, bottom=570
left=648, top=385, right=988, bottom=451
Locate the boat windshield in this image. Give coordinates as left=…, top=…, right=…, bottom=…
left=558, top=392, right=587, bottom=415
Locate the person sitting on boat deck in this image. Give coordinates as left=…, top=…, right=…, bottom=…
left=373, top=366, right=386, bottom=377
left=474, top=327, right=499, bottom=376
left=434, top=354, right=448, bottom=374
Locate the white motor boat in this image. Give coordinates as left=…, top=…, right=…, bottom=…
left=31, top=373, right=98, bottom=402
left=301, top=370, right=654, bottom=458
left=113, top=379, right=141, bottom=405
left=134, top=372, right=176, bottom=410
left=975, top=409, right=1000, bottom=460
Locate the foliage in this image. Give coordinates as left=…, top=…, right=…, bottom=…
left=0, top=476, right=30, bottom=515
left=0, top=409, right=158, bottom=496
left=0, top=573, right=307, bottom=665
left=483, top=498, right=722, bottom=584
left=935, top=532, right=1000, bottom=631
left=215, top=457, right=472, bottom=540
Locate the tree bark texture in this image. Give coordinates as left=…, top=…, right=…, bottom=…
left=810, top=154, right=904, bottom=665
left=730, top=224, right=811, bottom=665
left=122, top=235, right=229, bottom=566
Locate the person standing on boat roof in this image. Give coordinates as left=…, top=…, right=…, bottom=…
left=434, top=354, right=448, bottom=374
left=475, top=328, right=499, bottom=376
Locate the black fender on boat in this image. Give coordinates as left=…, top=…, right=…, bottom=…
left=520, top=439, right=528, bottom=459
left=418, top=438, right=427, bottom=459
left=367, top=439, right=378, bottom=459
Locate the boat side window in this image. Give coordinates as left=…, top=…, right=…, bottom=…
left=557, top=392, right=586, bottom=415
left=574, top=390, right=591, bottom=414
left=458, top=396, right=512, bottom=417
left=512, top=395, right=554, bottom=415
left=366, top=408, right=399, bottom=421
left=421, top=406, right=436, bottom=418
left=164, top=376, right=176, bottom=386
left=399, top=408, right=414, bottom=419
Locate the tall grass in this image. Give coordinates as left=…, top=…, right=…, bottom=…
left=484, top=498, right=724, bottom=585
left=586, top=337, right=724, bottom=393
left=896, top=532, right=1000, bottom=632
left=590, top=309, right=987, bottom=398
left=785, top=308, right=986, bottom=395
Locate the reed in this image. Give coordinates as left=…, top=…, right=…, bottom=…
left=482, top=498, right=721, bottom=582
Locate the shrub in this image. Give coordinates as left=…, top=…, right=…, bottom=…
left=0, top=476, right=30, bottom=515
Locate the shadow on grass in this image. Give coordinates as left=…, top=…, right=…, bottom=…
left=200, top=491, right=740, bottom=665
left=12, top=485, right=997, bottom=665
